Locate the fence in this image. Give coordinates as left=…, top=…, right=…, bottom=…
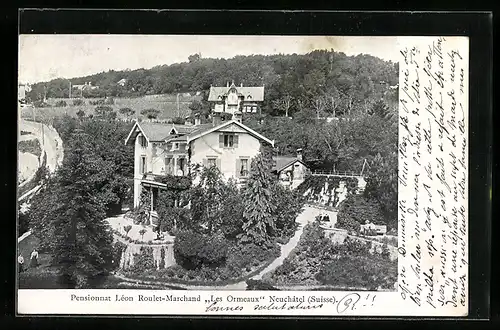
left=311, top=170, right=364, bottom=178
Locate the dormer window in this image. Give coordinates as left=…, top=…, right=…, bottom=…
left=170, top=128, right=177, bottom=135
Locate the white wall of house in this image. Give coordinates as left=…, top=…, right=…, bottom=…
left=189, top=128, right=262, bottom=182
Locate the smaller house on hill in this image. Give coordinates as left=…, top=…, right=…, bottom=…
left=208, top=81, right=264, bottom=116
left=117, top=78, right=127, bottom=87
left=273, top=148, right=309, bottom=189
left=73, top=82, right=99, bottom=91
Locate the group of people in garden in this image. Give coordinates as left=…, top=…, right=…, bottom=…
left=18, top=248, right=39, bottom=273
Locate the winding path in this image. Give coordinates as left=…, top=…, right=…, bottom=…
left=115, top=206, right=327, bottom=290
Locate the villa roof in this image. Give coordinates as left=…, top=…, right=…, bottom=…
left=125, top=119, right=274, bottom=147
left=208, top=86, right=265, bottom=102
left=273, top=156, right=308, bottom=173
left=186, top=120, right=274, bottom=146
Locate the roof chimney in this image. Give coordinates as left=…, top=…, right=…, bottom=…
left=226, top=81, right=229, bottom=87
left=240, top=83, right=243, bottom=87
left=212, top=112, right=222, bottom=126
left=296, top=148, right=303, bottom=161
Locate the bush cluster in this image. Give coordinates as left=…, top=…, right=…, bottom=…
left=174, top=230, right=229, bottom=270
left=18, top=139, right=42, bottom=158
left=336, top=194, right=385, bottom=233
left=130, top=246, right=155, bottom=272
left=112, top=241, right=127, bottom=270
left=126, top=239, right=280, bottom=285
left=269, top=221, right=397, bottom=289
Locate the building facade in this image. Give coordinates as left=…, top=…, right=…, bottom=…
left=207, top=82, right=264, bottom=116
left=125, top=115, right=275, bottom=223
left=273, top=149, right=310, bottom=189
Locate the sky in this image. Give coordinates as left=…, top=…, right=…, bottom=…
left=18, top=35, right=399, bottom=84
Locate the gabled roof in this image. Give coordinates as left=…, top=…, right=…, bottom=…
left=172, top=124, right=199, bottom=135
left=273, top=156, right=308, bottom=173
left=125, top=120, right=274, bottom=147
left=208, top=86, right=265, bottom=102
left=125, top=121, right=167, bottom=145
left=187, top=120, right=274, bottom=147
left=125, top=121, right=196, bottom=145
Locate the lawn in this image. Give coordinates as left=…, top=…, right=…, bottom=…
left=20, top=94, right=201, bottom=122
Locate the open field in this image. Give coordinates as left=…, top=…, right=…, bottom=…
left=20, top=94, right=202, bottom=121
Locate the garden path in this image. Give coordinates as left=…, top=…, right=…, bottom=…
left=182, top=206, right=327, bottom=290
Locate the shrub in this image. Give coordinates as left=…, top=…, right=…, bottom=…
left=73, top=99, right=85, bottom=106
left=90, top=99, right=105, bottom=106
left=273, top=185, right=304, bottom=239
left=55, top=100, right=67, bottom=107
left=130, top=246, right=155, bottom=273
left=112, top=241, right=127, bottom=269
left=95, top=105, right=116, bottom=119
left=315, top=254, right=397, bottom=290
left=123, top=225, right=132, bottom=237
left=18, top=139, right=42, bottom=158
left=159, top=247, right=166, bottom=269
left=104, top=97, right=115, bottom=105
left=174, top=230, right=230, bottom=270
left=119, top=107, right=135, bottom=116
left=76, top=109, right=86, bottom=119
left=157, top=206, right=190, bottom=234
left=227, top=241, right=280, bottom=271
left=336, top=195, right=385, bottom=233
left=33, top=100, right=50, bottom=108
left=141, top=108, right=160, bottom=119
left=172, top=117, right=185, bottom=125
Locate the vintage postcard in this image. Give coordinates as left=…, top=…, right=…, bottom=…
left=17, top=34, right=468, bottom=316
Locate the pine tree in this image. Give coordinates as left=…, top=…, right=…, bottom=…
left=38, top=129, right=114, bottom=288
left=240, top=150, right=277, bottom=245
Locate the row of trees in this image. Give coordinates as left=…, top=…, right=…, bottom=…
left=26, top=117, right=135, bottom=287
left=26, top=50, right=397, bottom=118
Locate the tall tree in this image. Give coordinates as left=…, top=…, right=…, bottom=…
left=240, top=150, right=277, bottom=245
left=30, top=130, right=114, bottom=288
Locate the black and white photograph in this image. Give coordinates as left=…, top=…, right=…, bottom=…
left=18, top=34, right=399, bottom=292
left=16, top=20, right=474, bottom=316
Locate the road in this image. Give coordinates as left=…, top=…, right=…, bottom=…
left=18, top=119, right=64, bottom=174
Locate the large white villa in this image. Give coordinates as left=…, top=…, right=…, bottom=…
left=125, top=112, right=275, bottom=217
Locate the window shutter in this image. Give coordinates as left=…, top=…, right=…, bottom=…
left=219, top=134, right=224, bottom=148
left=235, top=158, right=241, bottom=178
left=233, top=134, right=239, bottom=148
left=216, top=158, right=222, bottom=171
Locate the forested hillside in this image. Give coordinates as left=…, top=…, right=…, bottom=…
left=26, top=50, right=398, bottom=117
